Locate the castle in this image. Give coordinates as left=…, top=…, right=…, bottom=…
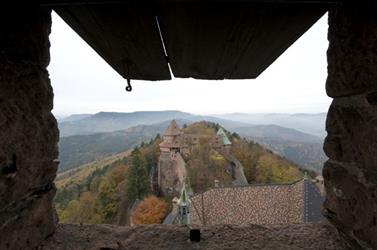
left=159, top=120, right=232, bottom=157
left=158, top=121, right=325, bottom=226
left=157, top=120, right=233, bottom=197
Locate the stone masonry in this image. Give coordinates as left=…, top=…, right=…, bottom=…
left=323, top=3, right=377, bottom=249
left=0, top=6, right=58, bottom=250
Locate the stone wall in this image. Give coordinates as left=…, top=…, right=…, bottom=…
left=158, top=152, right=180, bottom=196
left=39, top=223, right=348, bottom=250
left=324, top=3, right=377, bottom=249
left=0, top=6, right=58, bottom=250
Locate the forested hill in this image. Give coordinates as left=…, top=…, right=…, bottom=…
left=54, top=122, right=313, bottom=225
left=58, top=123, right=167, bottom=172
left=55, top=135, right=163, bottom=225
left=232, top=125, right=326, bottom=172
left=180, top=122, right=307, bottom=191
left=59, top=119, right=325, bottom=173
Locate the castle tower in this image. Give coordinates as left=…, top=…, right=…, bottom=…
left=216, top=127, right=231, bottom=153
left=159, top=120, right=182, bottom=153
left=177, top=184, right=191, bottom=225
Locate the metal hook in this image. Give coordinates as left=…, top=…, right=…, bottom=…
left=125, top=78, right=132, bottom=92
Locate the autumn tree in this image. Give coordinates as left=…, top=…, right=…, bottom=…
left=107, top=162, right=128, bottom=186
left=188, top=138, right=232, bottom=192
left=59, top=191, right=98, bottom=224
left=125, top=148, right=150, bottom=202
left=131, top=196, right=168, bottom=225
left=231, top=138, right=303, bottom=184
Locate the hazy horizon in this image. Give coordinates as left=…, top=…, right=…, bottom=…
left=49, top=12, right=331, bottom=117
left=56, top=109, right=328, bottom=119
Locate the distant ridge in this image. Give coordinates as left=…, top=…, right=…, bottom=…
left=233, top=124, right=322, bottom=144
left=212, top=112, right=327, bottom=138
left=58, top=114, right=92, bottom=123
left=57, top=111, right=327, bottom=173
left=58, top=110, right=247, bottom=137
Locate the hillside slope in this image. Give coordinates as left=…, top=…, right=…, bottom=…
left=233, top=124, right=322, bottom=143
left=253, top=138, right=326, bottom=173
left=58, top=123, right=166, bottom=172
left=232, top=125, right=326, bottom=172
left=55, top=150, right=131, bottom=189
left=58, top=120, right=325, bottom=173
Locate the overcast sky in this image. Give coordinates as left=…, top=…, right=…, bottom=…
left=48, top=11, right=330, bottom=117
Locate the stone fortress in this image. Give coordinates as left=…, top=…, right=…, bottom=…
left=159, top=120, right=232, bottom=157
left=157, top=120, right=236, bottom=197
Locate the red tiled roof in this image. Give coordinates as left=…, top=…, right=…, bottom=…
left=164, top=120, right=181, bottom=136
left=191, top=180, right=306, bottom=225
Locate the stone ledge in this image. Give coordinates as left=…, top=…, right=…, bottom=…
left=39, top=221, right=349, bottom=250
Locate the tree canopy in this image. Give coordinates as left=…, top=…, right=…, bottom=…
left=125, top=148, right=150, bottom=202
left=131, top=196, right=169, bottom=225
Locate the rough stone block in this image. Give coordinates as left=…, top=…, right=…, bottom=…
left=323, top=161, right=377, bottom=249
left=325, top=4, right=377, bottom=248
left=0, top=62, right=59, bottom=208
left=0, top=188, right=56, bottom=250
left=0, top=6, right=57, bottom=250
left=324, top=95, right=377, bottom=175
left=326, top=3, right=377, bottom=98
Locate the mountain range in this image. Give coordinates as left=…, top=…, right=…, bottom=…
left=57, top=111, right=327, bottom=173
left=58, top=110, right=326, bottom=138
left=58, top=110, right=247, bottom=137
left=212, top=113, right=327, bottom=138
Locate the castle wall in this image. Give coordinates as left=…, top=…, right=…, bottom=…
left=158, top=152, right=180, bottom=196
left=324, top=3, right=377, bottom=249
left=158, top=151, right=188, bottom=197
left=173, top=152, right=187, bottom=187
left=0, top=6, right=58, bottom=250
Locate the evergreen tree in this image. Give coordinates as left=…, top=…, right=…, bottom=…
left=126, top=148, right=150, bottom=202
left=231, top=132, right=240, bottom=139
left=96, top=178, right=118, bottom=222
